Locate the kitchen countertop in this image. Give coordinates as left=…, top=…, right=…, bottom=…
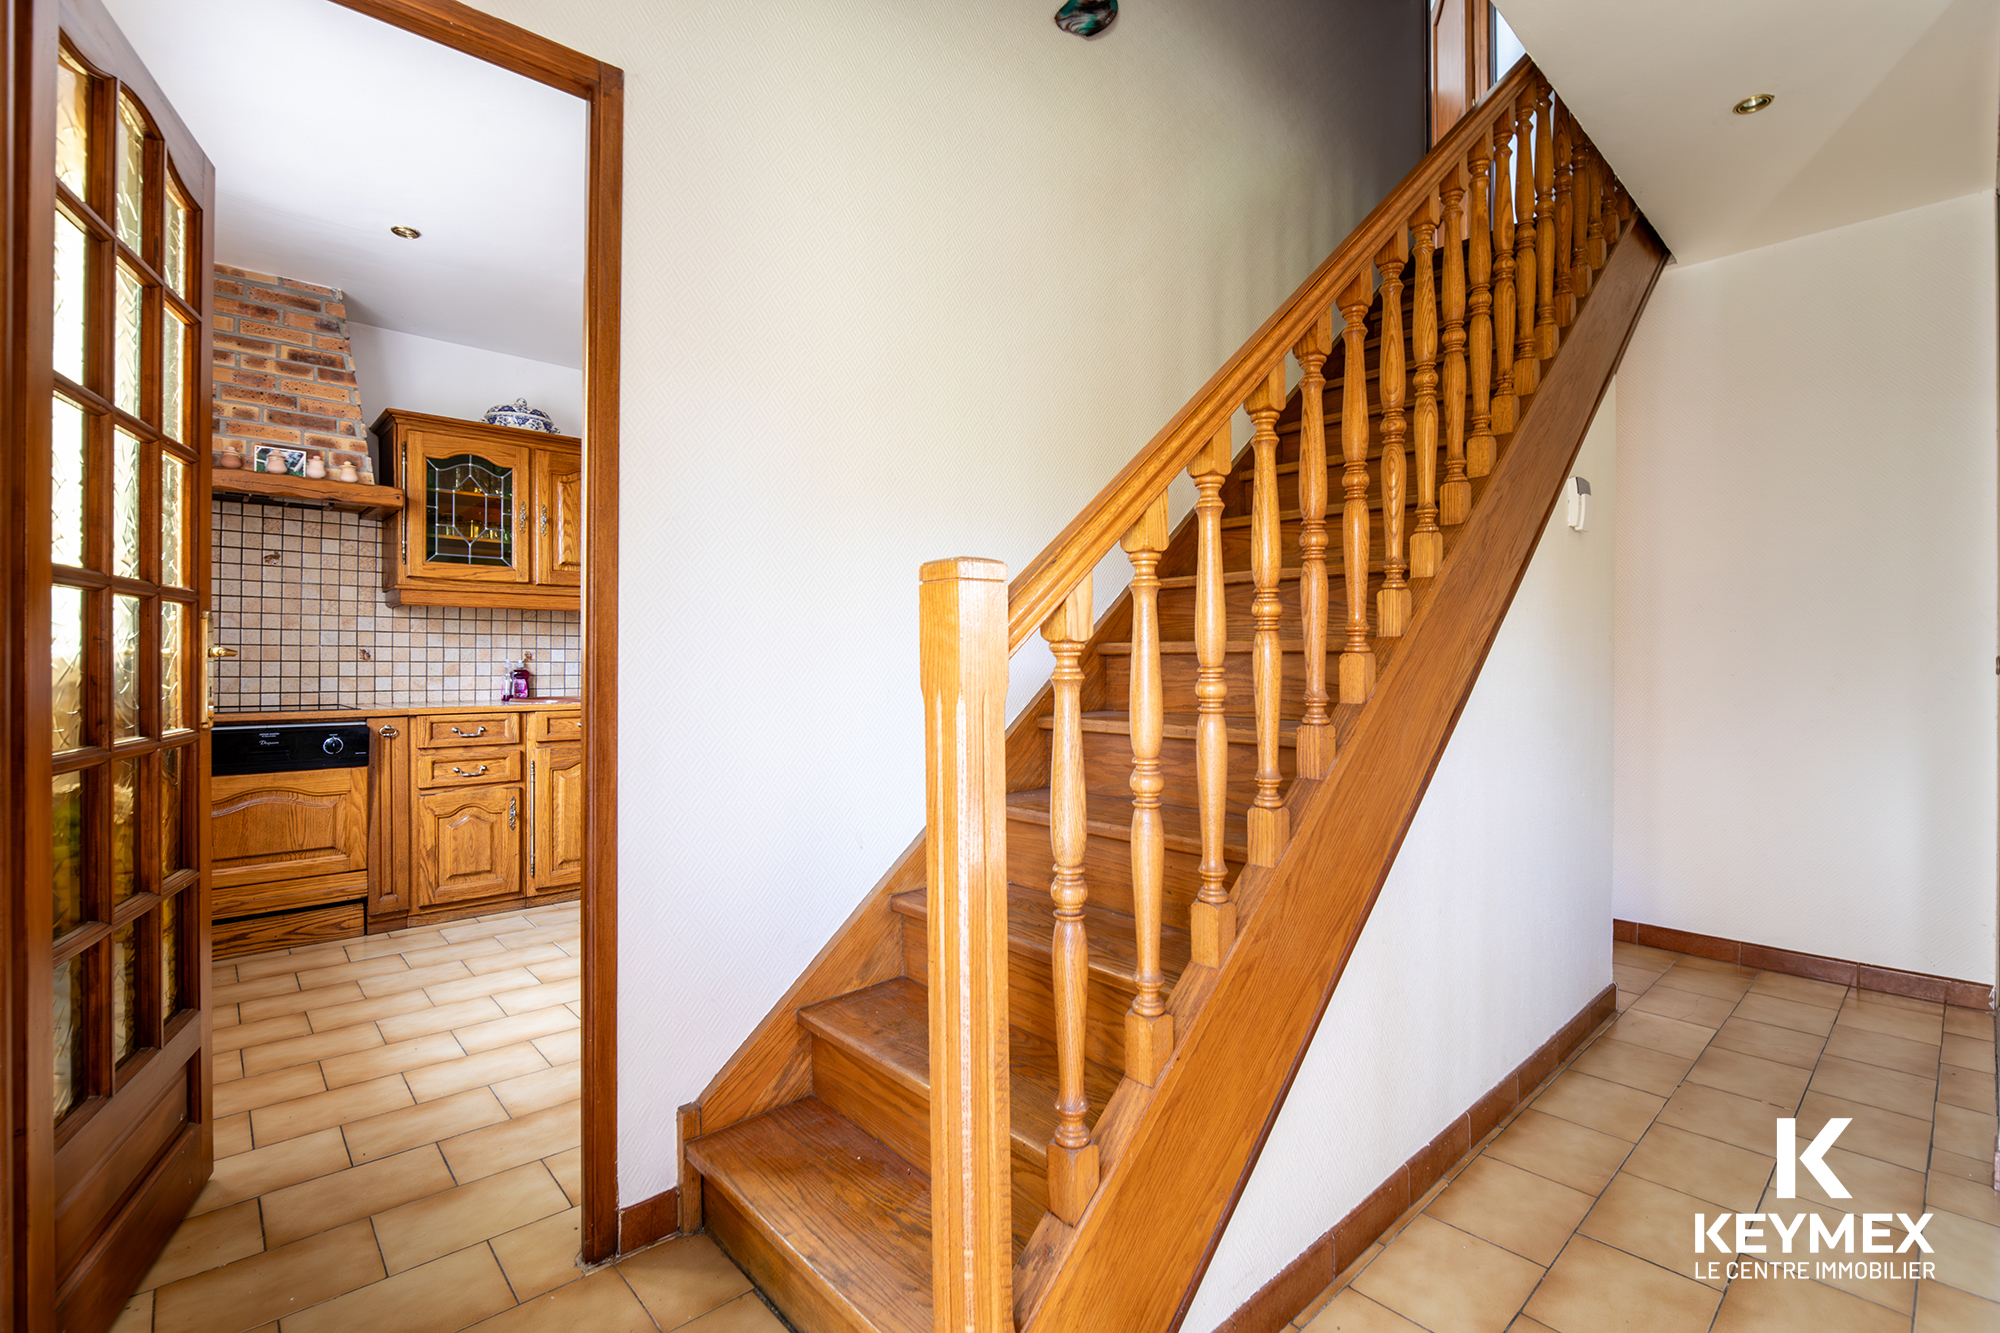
left=213, top=698, right=582, bottom=726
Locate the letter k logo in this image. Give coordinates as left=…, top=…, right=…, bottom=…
left=1776, top=1118, right=1850, bottom=1199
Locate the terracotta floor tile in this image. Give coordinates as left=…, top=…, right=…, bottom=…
left=1652, top=963, right=1755, bottom=1002
left=1605, top=1010, right=1714, bottom=1060
left=303, top=989, right=433, bottom=1033
left=151, top=1218, right=383, bottom=1333
left=190, top=1127, right=350, bottom=1216
left=440, top=915, right=535, bottom=943
left=1565, top=1036, right=1693, bottom=1097
left=215, top=1113, right=252, bottom=1157
left=1796, top=1089, right=1931, bottom=1172
left=1656, top=1081, right=1789, bottom=1156
left=1613, top=943, right=1681, bottom=971
left=1931, top=1148, right=1994, bottom=1186
left=1503, top=1319, right=1559, bottom=1333
left=1630, top=986, right=1738, bottom=1028
left=250, top=1074, right=412, bottom=1147
left=678, top=1292, right=789, bottom=1332
left=421, top=968, right=542, bottom=1008
left=1710, top=1016, right=1828, bottom=1071
left=1734, top=993, right=1840, bottom=1037
left=1484, top=1110, right=1634, bottom=1196
left=529, top=1029, right=580, bottom=1066
left=398, top=936, right=510, bottom=969
left=615, top=1233, right=753, bottom=1329
left=1299, top=1287, right=1426, bottom=1331
left=318, top=1031, right=467, bottom=1089
left=1614, top=989, right=1639, bottom=1013
left=1611, top=965, right=1665, bottom=997
left=343, top=1087, right=511, bottom=1164
left=376, top=996, right=508, bottom=1044
left=544, top=1146, right=582, bottom=1205
left=1825, top=1024, right=1946, bottom=1078
left=259, top=1144, right=456, bottom=1247
left=465, top=942, right=567, bottom=976
left=1928, top=1169, right=2000, bottom=1226
left=238, top=1023, right=384, bottom=1078
left=371, top=1160, right=570, bottom=1275
left=344, top=930, right=448, bottom=960
left=108, top=1291, right=150, bottom=1333
left=452, top=1006, right=577, bottom=1056
left=216, top=1049, right=243, bottom=1084
left=1684, top=1046, right=1812, bottom=1109
left=214, top=1013, right=311, bottom=1054
left=1710, top=1273, right=1907, bottom=1333
left=492, top=1205, right=584, bottom=1301
left=1838, top=1001, right=1945, bottom=1046
left=1916, top=1277, right=2000, bottom=1331
left=1788, top=1145, right=1925, bottom=1216
left=1349, top=1214, right=1542, bottom=1333
left=1527, top=1071, right=1665, bottom=1142
left=1522, top=1234, right=1719, bottom=1333
left=1677, top=956, right=1758, bottom=977
left=492, top=1062, right=579, bottom=1116
left=1939, top=1063, right=1996, bottom=1114
left=527, top=956, right=581, bottom=984
left=1623, top=1122, right=1773, bottom=1211
left=237, top=982, right=366, bottom=1024
left=357, top=959, right=475, bottom=998
left=1942, top=1008, right=1994, bottom=1040
left=461, top=1266, right=655, bottom=1333
left=281, top=1240, right=516, bottom=1333
left=1850, top=989, right=1944, bottom=1017
left=289, top=953, right=413, bottom=992
left=1754, top=1190, right=1920, bottom=1268
left=404, top=1042, right=548, bottom=1103
left=138, top=1198, right=264, bottom=1291
left=215, top=1063, right=327, bottom=1120
left=214, top=973, right=302, bottom=1005
left=1575, top=1171, right=1725, bottom=1289
left=440, top=1100, right=581, bottom=1182
left=1924, top=1208, right=2000, bottom=1302
left=1747, top=972, right=1849, bottom=1009
left=1810, top=1054, right=1937, bottom=1120
left=1423, top=1156, right=1594, bottom=1266
left=1942, top=1035, right=1995, bottom=1074
left=494, top=978, right=581, bottom=1016
left=233, top=944, right=341, bottom=982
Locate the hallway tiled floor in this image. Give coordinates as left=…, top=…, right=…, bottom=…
left=110, top=903, right=778, bottom=1333
left=1288, top=945, right=1999, bottom=1332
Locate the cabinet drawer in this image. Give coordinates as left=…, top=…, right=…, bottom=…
left=414, top=713, right=522, bottom=749
left=531, top=711, right=582, bottom=742
left=415, top=746, right=523, bottom=789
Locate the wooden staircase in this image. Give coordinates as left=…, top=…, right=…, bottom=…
left=684, top=62, right=1666, bottom=1333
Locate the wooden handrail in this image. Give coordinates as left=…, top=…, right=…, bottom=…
left=1003, top=57, right=1538, bottom=652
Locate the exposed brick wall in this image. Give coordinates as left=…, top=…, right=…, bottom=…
left=211, top=266, right=374, bottom=482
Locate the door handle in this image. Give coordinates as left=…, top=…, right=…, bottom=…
left=379, top=725, right=399, bottom=738
left=450, top=725, right=486, bottom=737
left=508, top=794, right=517, bottom=830
left=451, top=764, right=488, bottom=777
left=208, top=646, right=238, bottom=659
left=540, top=503, right=549, bottom=538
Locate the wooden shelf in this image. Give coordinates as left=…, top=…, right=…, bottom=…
left=211, top=467, right=405, bottom=520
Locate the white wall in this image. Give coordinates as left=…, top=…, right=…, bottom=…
left=347, top=321, right=583, bottom=436
left=473, top=0, right=1427, bottom=1206
left=1612, top=192, right=1998, bottom=986
left=1184, top=391, right=1620, bottom=1329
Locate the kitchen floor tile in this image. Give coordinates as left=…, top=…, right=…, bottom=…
left=403, top=1042, right=548, bottom=1103
left=1484, top=1110, right=1633, bottom=1195
left=1810, top=1054, right=1938, bottom=1120
left=215, top=1063, right=326, bottom=1120
left=1629, top=986, right=1738, bottom=1028
left=1575, top=1171, right=1726, bottom=1288
left=343, top=930, right=447, bottom=960
left=371, top=1160, right=570, bottom=1274
left=249, top=1074, right=412, bottom=1146
left=529, top=1028, right=580, bottom=1066
left=491, top=1061, right=579, bottom=1116
left=1655, top=1081, right=1788, bottom=1156
left=1522, top=1234, right=1720, bottom=1333
left=137, top=1198, right=264, bottom=1292
left=1710, top=1273, right=1907, bottom=1332
left=527, top=956, right=581, bottom=984
left=214, top=1113, right=252, bottom=1158
left=343, top=1086, right=511, bottom=1164
left=1709, top=1016, right=1828, bottom=1070
left=615, top=1233, right=754, bottom=1329
left=214, top=973, right=303, bottom=1005
left=1613, top=942, right=1681, bottom=971
left=1524, top=1070, right=1665, bottom=1141
left=1299, top=1288, right=1426, bottom=1332
left=452, top=1005, right=577, bottom=1056
left=280, top=1241, right=516, bottom=1333
left=1622, top=1122, right=1773, bottom=1212
left=151, top=1218, right=383, bottom=1333
left=1733, top=993, right=1840, bottom=1036
left=1746, top=972, right=1849, bottom=1009
left=288, top=953, right=414, bottom=992
left=215, top=1049, right=243, bottom=1084
left=375, top=995, right=507, bottom=1044
left=1604, top=1010, right=1714, bottom=1059
left=1837, top=1000, right=1945, bottom=1046
left=213, top=1013, right=311, bottom=1054
left=421, top=968, right=542, bottom=1007
left=302, top=989, right=433, bottom=1033
left=237, top=982, right=365, bottom=1024
left=237, top=1023, right=384, bottom=1079
left=107, top=1291, right=150, bottom=1333
left=397, top=936, right=510, bottom=969
left=1684, top=1046, right=1812, bottom=1109
left=190, top=1128, right=350, bottom=1216
left=491, top=1205, right=584, bottom=1301
left=464, top=942, right=567, bottom=975
left=1350, top=1214, right=1543, bottom=1333
left=544, top=1146, right=583, bottom=1205
left=1652, top=964, right=1756, bottom=1002
left=257, top=1144, right=456, bottom=1247
left=1423, top=1156, right=1595, bottom=1266
left=462, top=1267, right=655, bottom=1333
left=317, top=1031, right=466, bottom=1088
left=440, top=1100, right=581, bottom=1182
left=357, top=959, right=474, bottom=998
left=1565, top=1036, right=1693, bottom=1097
left=1823, top=1023, right=1945, bottom=1077
left=440, top=915, right=535, bottom=943
left=494, top=978, right=581, bottom=1015
left=678, top=1293, right=793, bottom=1332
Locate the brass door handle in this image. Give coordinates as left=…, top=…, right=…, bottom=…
left=208, top=646, right=238, bottom=659
left=450, top=725, right=486, bottom=737
left=451, top=764, right=488, bottom=777
left=508, top=795, right=517, bottom=830
left=540, top=504, right=549, bottom=537
left=379, top=725, right=399, bottom=738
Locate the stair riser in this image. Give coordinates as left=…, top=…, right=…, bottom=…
left=1220, top=521, right=1405, bottom=577
left=1068, top=727, right=1295, bottom=814
left=702, top=1184, right=877, bottom=1333
left=1103, top=649, right=1330, bottom=724
left=1006, top=815, right=1216, bottom=936
left=901, top=917, right=1137, bottom=1071
left=1156, top=576, right=1381, bottom=640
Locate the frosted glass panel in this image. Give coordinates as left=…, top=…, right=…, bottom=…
left=54, top=211, right=86, bottom=384
left=162, top=312, right=187, bottom=441
left=52, top=771, right=83, bottom=939
left=112, top=757, right=136, bottom=905
left=116, top=95, right=144, bottom=249
left=113, top=921, right=137, bottom=1063
left=113, top=594, right=139, bottom=738
left=52, top=585, right=84, bottom=752
left=54, top=956, right=85, bottom=1122
left=160, top=456, right=185, bottom=586
left=113, top=428, right=140, bottom=578
left=115, top=264, right=142, bottom=416
left=160, top=600, right=184, bottom=730
left=160, top=893, right=181, bottom=1016
left=164, top=183, right=190, bottom=297
left=160, top=747, right=184, bottom=877
left=52, top=396, right=86, bottom=567
left=56, top=55, right=88, bottom=196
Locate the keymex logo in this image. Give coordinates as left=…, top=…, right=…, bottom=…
left=1690, top=1117, right=1937, bottom=1285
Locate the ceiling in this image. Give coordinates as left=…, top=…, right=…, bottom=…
left=101, top=0, right=587, bottom=367
left=1496, top=0, right=2000, bottom=265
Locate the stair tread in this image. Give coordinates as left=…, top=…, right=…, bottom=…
left=891, top=882, right=1192, bottom=990
left=1006, top=785, right=1249, bottom=860
left=1158, top=566, right=1400, bottom=589
left=1096, top=638, right=1323, bottom=655
left=799, top=978, right=1121, bottom=1165
left=1037, top=710, right=1295, bottom=749
left=685, top=1097, right=931, bottom=1333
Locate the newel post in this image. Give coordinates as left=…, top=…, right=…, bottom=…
left=919, top=558, right=1013, bottom=1333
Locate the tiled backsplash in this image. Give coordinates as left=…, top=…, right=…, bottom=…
left=211, top=498, right=580, bottom=712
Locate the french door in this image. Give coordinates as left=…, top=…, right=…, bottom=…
left=10, top=1, right=216, bottom=1328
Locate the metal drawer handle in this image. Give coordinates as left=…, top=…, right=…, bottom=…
left=379, top=725, right=399, bottom=738
left=508, top=795, right=517, bottom=830
left=451, top=764, right=488, bottom=777
left=450, top=725, right=487, bottom=737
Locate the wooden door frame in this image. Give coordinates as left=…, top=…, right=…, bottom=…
left=322, top=0, right=624, bottom=1266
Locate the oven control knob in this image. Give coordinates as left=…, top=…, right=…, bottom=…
left=322, top=735, right=345, bottom=756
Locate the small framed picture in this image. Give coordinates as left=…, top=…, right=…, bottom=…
left=254, top=446, right=306, bottom=475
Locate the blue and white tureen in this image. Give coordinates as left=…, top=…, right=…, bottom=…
left=482, top=398, right=559, bottom=433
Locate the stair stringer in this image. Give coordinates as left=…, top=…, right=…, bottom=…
left=1014, top=220, right=1669, bottom=1333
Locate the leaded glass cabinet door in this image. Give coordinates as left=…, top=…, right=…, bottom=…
left=22, top=4, right=216, bottom=1328
left=403, top=429, right=534, bottom=585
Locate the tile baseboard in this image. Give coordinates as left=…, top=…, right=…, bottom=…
left=1211, top=983, right=1616, bottom=1333
left=617, top=1186, right=679, bottom=1254
left=1614, top=918, right=1995, bottom=1012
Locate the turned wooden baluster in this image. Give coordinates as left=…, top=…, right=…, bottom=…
left=1489, top=117, right=1518, bottom=436
left=1584, top=142, right=1608, bottom=271
left=1187, top=424, right=1234, bottom=966
left=1292, top=313, right=1334, bottom=779
left=1374, top=235, right=1410, bottom=637
left=1122, top=494, right=1172, bottom=1087
left=1246, top=366, right=1291, bottom=863
left=1466, top=132, right=1496, bottom=479
left=1534, top=79, right=1558, bottom=359
left=1440, top=166, right=1471, bottom=527
left=1334, top=272, right=1375, bottom=704
left=1407, top=192, right=1443, bottom=581
left=1553, top=102, right=1575, bottom=330
left=1571, top=130, right=1595, bottom=302
left=1042, top=578, right=1097, bottom=1223
left=1512, top=86, right=1540, bottom=398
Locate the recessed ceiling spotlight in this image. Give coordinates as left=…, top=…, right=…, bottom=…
left=1732, top=94, right=1775, bottom=115
left=389, top=225, right=422, bottom=239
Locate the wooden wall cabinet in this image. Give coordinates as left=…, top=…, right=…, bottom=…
left=374, top=409, right=583, bottom=610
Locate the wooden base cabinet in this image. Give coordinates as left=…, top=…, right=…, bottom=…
left=530, top=741, right=583, bottom=890
left=416, top=785, right=524, bottom=907
left=210, top=768, right=370, bottom=957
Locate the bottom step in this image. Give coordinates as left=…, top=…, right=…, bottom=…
left=687, top=1097, right=932, bottom=1333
